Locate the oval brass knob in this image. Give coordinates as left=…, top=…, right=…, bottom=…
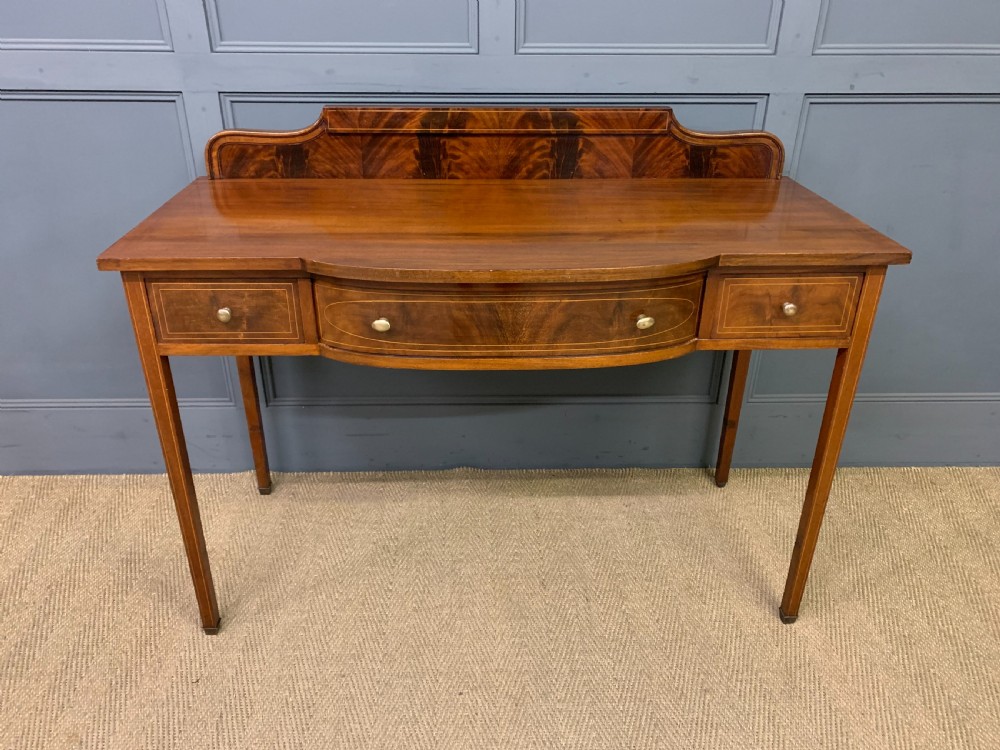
left=636, top=314, right=655, bottom=330
left=782, top=302, right=798, bottom=317
left=371, top=317, right=391, bottom=333
left=216, top=307, right=232, bottom=323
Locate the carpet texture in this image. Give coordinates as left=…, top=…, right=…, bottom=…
left=0, top=467, right=998, bottom=749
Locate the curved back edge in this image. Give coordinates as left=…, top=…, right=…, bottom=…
left=206, top=107, right=784, bottom=180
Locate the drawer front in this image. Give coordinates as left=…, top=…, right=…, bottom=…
left=148, top=280, right=303, bottom=344
left=315, top=277, right=704, bottom=358
left=710, top=274, right=862, bottom=339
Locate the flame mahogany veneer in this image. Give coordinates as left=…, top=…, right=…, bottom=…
left=97, top=107, right=910, bottom=633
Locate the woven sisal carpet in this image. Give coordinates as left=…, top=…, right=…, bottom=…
left=1, top=467, right=998, bottom=749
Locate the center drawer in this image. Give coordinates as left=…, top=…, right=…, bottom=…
left=315, top=277, right=704, bottom=358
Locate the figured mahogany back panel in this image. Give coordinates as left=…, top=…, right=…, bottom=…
left=206, top=107, right=783, bottom=180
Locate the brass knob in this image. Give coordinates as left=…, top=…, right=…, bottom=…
left=636, top=314, right=655, bottom=330
left=371, top=317, right=391, bottom=333
left=216, top=307, right=232, bottom=323
left=782, top=302, right=798, bottom=317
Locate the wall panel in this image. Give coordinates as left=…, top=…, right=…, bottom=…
left=0, top=0, right=171, bottom=51
left=205, top=0, right=477, bottom=53
left=516, top=0, right=781, bottom=54
left=221, top=93, right=766, bottom=131
left=1, top=0, right=998, bottom=471
left=815, top=0, right=1000, bottom=54
left=750, top=97, right=1000, bottom=402
left=0, top=93, right=231, bottom=408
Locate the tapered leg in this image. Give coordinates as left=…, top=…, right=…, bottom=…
left=123, top=275, right=220, bottom=634
left=779, top=269, right=886, bottom=623
left=236, top=356, right=272, bottom=494
left=715, top=350, right=752, bottom=487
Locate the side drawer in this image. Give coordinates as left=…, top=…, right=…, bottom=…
left=147, top=280, right=304, bottom=344
left=706, top=273, right=862, bottom=339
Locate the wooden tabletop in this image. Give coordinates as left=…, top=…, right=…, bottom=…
left=97, top=177, right=911, bottom=282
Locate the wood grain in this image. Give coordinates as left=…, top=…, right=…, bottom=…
left=122, top=273, right=220, bottom=633
left=206, top=107, right=784, bottom=181
left=235, top=356, right=271, bottom=495
left=97, top=179, right=911, bottom=279
left=147, top=280, right=303, bottom=344
left=315, top=276, right=703, bottom=365
left=708, top=273, right=863, bottom=338
left=779, top=267, right=887, bottom=623
left=715, top=350, right=752, bottom=488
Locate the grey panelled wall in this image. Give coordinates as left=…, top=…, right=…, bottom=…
left=1, top=0, right=998, bottom=473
